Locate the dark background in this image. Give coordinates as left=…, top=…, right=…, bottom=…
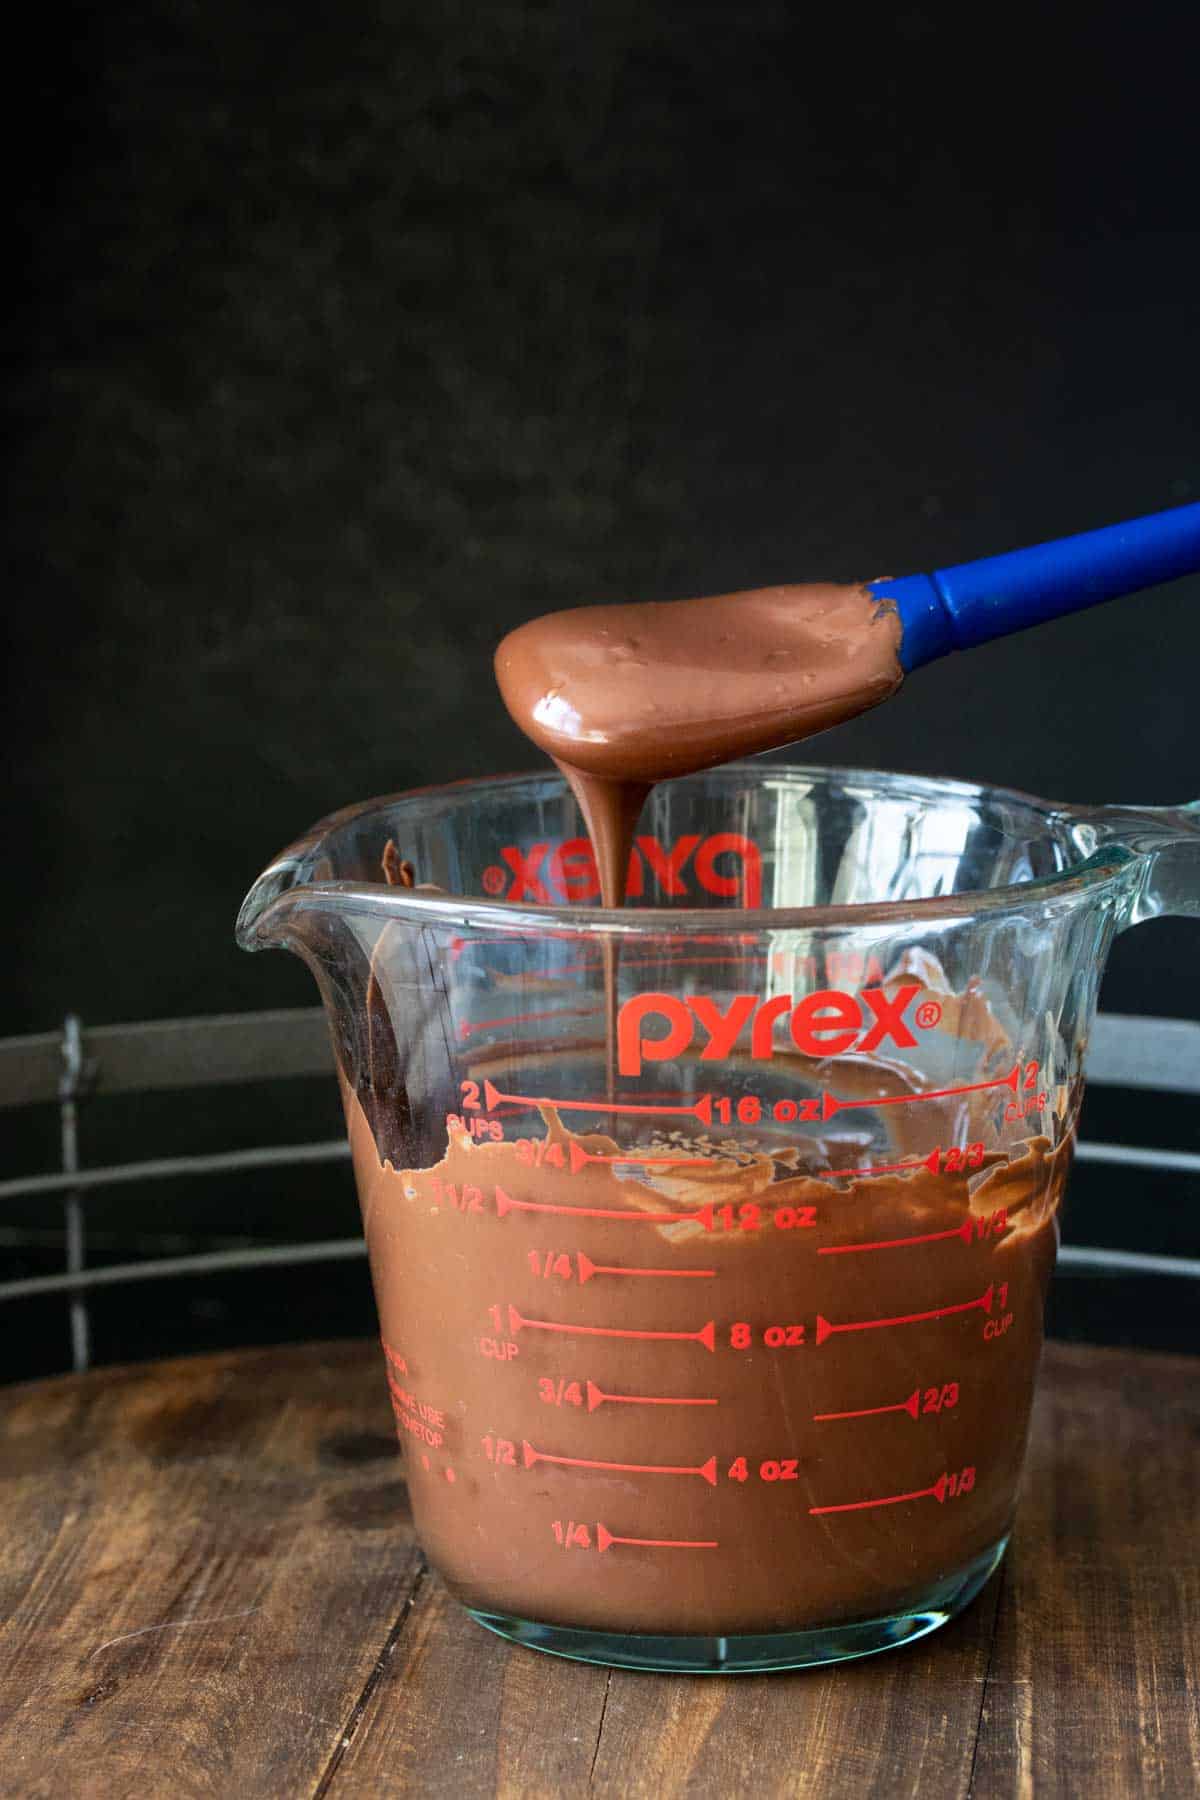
left=5, top=3, right=1198, bottom=1378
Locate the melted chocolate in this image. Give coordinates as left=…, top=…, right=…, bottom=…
left=346, top=1078, right=1065, bottom=1635
left=334, top=575, right=1070, bottom=1641
left=495, top=580, right=902, bottom=903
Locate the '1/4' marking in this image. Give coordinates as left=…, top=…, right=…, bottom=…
left=551, top=1521, right=719, bottom=1553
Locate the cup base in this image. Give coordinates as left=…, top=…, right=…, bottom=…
left=467, top=1535, right=1007, bottom=1673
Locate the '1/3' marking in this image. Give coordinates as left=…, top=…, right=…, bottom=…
left=810, top=1465, right=977, bottom=1515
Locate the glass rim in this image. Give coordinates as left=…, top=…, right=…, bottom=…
left=240, top=760, right=1136, bottom=943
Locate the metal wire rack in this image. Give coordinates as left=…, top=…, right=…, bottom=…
left=1, top=1009, right=1197, bottom=1373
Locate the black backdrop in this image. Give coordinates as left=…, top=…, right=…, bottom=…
left=5, top=3, right=1198, bottom=1374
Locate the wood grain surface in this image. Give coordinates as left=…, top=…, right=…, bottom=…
left=0, top=1340, right=1195, bottom=1798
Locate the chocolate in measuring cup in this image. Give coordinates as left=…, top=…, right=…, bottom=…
left=238, top=764, right=1200, bottom=1671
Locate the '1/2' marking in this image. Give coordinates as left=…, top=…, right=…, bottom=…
left=523, top=1441, right=718, bottom=1483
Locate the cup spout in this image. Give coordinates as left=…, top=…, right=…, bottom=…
left=1062, top=799, right=1200, bottom=926
left=236, top=809, right=346, bottom=952
left=235, top=859, right=309, bottom=952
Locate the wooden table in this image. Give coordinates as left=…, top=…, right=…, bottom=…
left=1, top=1340, right=1195, bottom=1798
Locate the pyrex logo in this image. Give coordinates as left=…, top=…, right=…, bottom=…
left=617, top=984, right=925, bottom=1078
left=481, top=833, right=762, bottom=907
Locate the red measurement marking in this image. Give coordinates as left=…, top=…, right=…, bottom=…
left=596, top=1523, right=718, bottom=1553
left=810, top=1472, right=956, bottom=1515
left=586, top=1379, right=718, bottom=1412
left=550, top=952, right=771, bottom=977
left=568, top=1139, right=717, bottom=1173
left=460, top=1004, right=599, bottom=1039
left=820, top=1147, right=943, bottom=1182
left=814, top=1389, right=922, bottom=1423
left=497, top=1185, right=685, bottom=1226
left=815, top=1284, right=993, bottom=1346
left=822, top=1065, right=1020, bottom=1120
left=819, top=1217, right=978, bottom=1256
left=509, top=1303, right=716, bottom=1351
left=576, top=1252, right=715, bottom=1285
left=497, top=1186, right=722, bottom=1230
left=524, top=1441, right=719, bottom=1484
left=484, top=1077, right=713, bottom=1126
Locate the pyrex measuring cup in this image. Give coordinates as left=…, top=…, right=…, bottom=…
left=237, top=764, right=1199, bottom=1672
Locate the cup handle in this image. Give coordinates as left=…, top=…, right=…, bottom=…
left=1060, top=799, right=1200, bottom=926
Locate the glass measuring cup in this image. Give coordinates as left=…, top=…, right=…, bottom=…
left=237, top=763, right=1199, bottom=1672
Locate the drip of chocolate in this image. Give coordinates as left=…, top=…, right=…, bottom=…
left=495, top=580, right=903, bottom=904
left=359, top=839, right=417, bottom=1164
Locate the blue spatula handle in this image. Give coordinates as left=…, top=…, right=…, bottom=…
left=872, top=502, right=1200, bottom=672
